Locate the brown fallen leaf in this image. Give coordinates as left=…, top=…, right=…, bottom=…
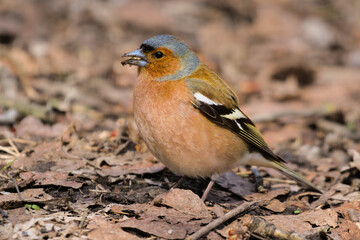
left=4, top=207, right=32, bottom=225
left=87, top=216, right=140, bottom=240
left=264, top=198, right=287, bottom=213
left=333, top=201, right=360, bottom=222
left=112, top=201, right=212, bottom=238
left=331, top=191, right=360, bottom=202
left=330, top=219, right=360, bottom=240
left=11, top=141, right=58, bottom=172
left=19, top=171, right=83, bottom=189
left=118, top=218, right=187, bottom=239
left=97, top=155, right=165, bottom=177
left=211, top=204, right=225, bottom=218
left=215, top=171, right=255, bottom=198
left=260, top=208, right=338, bottom=234
left=12, top=141, right=91, bottom=173
left=0, top=188, right=53, bottom=209
left=349, top=149, right=360, bottom=171
left=215, top=219, right=245, bottom=239
left=245, top=188, right=290, bottom=202
left=15, top=116, right=67, bottom=140
left=152, top=188, right=212, bottom=219
left=121, top=203, right=211, bottom=226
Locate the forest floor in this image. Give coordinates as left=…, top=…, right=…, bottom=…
left=0, top=0, right=360, bottom=239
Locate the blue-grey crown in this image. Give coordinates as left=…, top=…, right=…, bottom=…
left=142, top=35, right=188, bottom=57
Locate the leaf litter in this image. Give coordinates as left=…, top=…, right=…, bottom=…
left=0, top=0, right=360, bottom=239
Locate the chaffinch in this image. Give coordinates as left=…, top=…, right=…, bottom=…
left=122, top=34, right=321, bottom=200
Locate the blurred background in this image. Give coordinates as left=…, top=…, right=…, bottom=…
left=0, top=0, right=360, bottom=145
left=1, top=1, right=360, bottom=239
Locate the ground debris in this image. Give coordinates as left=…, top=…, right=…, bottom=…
left=0, top=0, right=359, bottom=239
left=245, top=216, right=305, bottom=240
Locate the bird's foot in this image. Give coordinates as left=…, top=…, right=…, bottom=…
left=251, top=166, right=268, bottom=193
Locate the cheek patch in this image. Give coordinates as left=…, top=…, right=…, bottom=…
left=146, top=55, right=182, bottom=80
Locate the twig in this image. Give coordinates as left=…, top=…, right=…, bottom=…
left=0, top=154, right=16, bottom=160
left=0, top=139, right=21, bottom=163
left=235, top=170, right=253, bottom=176
left=188, top=201, right=256, bottom=240
left=0, top=146, right=17, bottom=156
left=8, top=138, right=19, bottom=155
left=0, top=173, right=9, bottom=179
left=79, top=209, right=89, bottom=228
left=89, top=189, right=110, bottom=193
left=246, top=216, right=305, bottom=240
left=6, top=171, right=24, bottom=201
left=10, top=138, right=37, bottom=145
left=263, top=177, right=297, bottom=184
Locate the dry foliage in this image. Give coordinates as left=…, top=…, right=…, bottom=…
left=0, top=0, right=360, bottom=239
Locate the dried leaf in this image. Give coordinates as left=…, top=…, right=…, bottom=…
left=19, top=171, right=83, bottom=189
left=153, top=188, right=211, bottom=219
left=215, top=171, right=255, bottom=198
left=0, top=188, right=53, bottom=209
left=118, top=218, right=186, bottom=239
left=264, top=199, right=287, bottom=212
left=87, top=216, right=140, bottom=240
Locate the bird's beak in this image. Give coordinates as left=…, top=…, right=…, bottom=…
left=121, top=49, right=148, bottom=67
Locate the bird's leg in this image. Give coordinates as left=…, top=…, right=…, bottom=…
left=201, top=181, right=214, bottom=201
left=201, top=174, right=219, bottom=201
left=251, top=166, right=267, bottom=193
left=170, top=176, right=186, bottom=189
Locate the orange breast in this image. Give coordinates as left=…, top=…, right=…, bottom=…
left=133, top=75, right=248, bottom=177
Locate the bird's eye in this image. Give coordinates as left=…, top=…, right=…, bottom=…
left=154, top=51, right=164, bottom=59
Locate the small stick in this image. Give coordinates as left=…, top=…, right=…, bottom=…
left=89, top=189, right=110, bottom=193
left=11, top=138, right=37, bottom=145
left=263, top=177, right=297, bottom=184
left=0, top=154, right=16, bottom=160
left=79, top=209, right=89, bottom=228
left=7, top=171, right=24, bottom=201
left=0, top=173, right=10, bottom=179
left=0, top=146, right=17, bottom=156
left=235, top=170, right=253, bottom=176
left=188, top=201, right=256, bottom=240
left=7, top=138, right=20, bottom=155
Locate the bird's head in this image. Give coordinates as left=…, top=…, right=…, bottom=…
left=121, top=35, right=199, bottom=81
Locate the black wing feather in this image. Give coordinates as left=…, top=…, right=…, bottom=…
left=194, top=101, right=286, bottom=163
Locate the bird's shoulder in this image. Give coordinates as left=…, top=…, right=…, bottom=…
left=185, top=64, right=238, bottom=109
left=184, top=64, right=285, bottom=163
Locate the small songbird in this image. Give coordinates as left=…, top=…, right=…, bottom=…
left=122, top=35, right=321, bottom=200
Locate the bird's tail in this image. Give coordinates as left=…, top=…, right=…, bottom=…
left=270, top=159, right=322, bottom=193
